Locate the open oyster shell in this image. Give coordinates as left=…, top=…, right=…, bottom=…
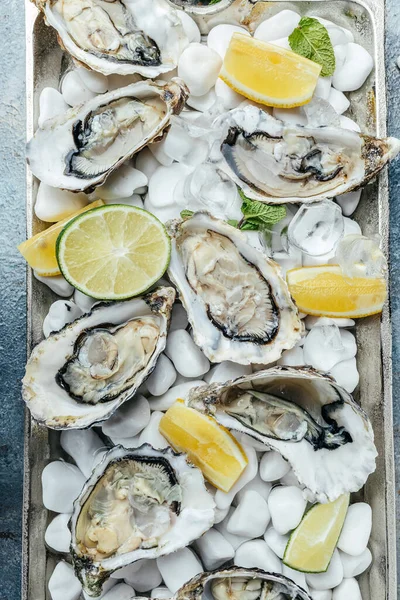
left=165, top=0, right=235, bottom=15
left=168, top=212, right=302, bottom=365
left=70, top=444, right=215, bottom=597
left=176, top=567, right=312, bottom=600
left=216, top=105, right=400, bottom=204
left=32, top=0, right=189, bottom=77
left=27, top=79, right=188, bottom=192
left=188, top=366, right=377, bottom=503
left=22, top=287, right=175, bottom=429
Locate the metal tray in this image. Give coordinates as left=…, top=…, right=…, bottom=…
left=22, top=1, right=396, bottom=598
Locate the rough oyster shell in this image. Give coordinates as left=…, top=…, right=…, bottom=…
left=168, top=212, right=302, bottom=365
left=32, top=0, right=189, bottom=77
left=165, top=0, right=235, bottom=15
left=70, top=444, right=215, bottom=597
left=27, top=79, right=188, bottom=192
left=216, top=105, right=400, bottom=204
left=175, top=567, right=312, bottom=600
left=188, top=366, right=377, bottom=503
left=22, top=287, right=175, bottom=429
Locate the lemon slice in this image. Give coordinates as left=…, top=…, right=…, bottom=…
left=286, top=265, right=387, bottom=318
left=283, top=494, right=350, bottom=573
left=159, top=399, right=248, bottom=492
left=56, top=205, right=171, bottom=300
left=220, top=33, right=321, bottom=108
left=18, top=200, right=104, bottom=276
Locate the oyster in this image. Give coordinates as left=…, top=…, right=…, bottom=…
left=217, top=105, right=400, bottom=203
left=22, top=287, right=175, bottom=429
left=27, top=79, right=188, bottom=192
left=33, top=0, right=188, bottom=77
left=188, top=367, right=377, bottom=502
left=168, top=212, right=302, bottom=365
left=70, top=444, right=215, bottom=597
left=165, top=0, right=235, bottom=14
left=176, top=567, right=311, bottom=600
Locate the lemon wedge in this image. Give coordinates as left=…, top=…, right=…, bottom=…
left=220, top=33, right=321, bottom=108
left=18, top=200, right=104, bottom=276
left=286, top=265, right=387, bottom=318
left=159, top=399, right=248, bottom=492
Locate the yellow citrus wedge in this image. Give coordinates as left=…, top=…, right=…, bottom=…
left=56, top=205, right=171, bottom=300
left=18, top=200, right=104, bottom=276
left=283, top=494, right=350, bottom=573
left=286, top=265, right=387, bottom=318
left=220, top=33, right=321, bottom=108
left=159, top=399, right=248, bottom=492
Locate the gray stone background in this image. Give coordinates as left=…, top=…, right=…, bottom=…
left=0, top=1, right=399, bottom=599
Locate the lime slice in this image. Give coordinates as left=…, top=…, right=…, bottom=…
left=283, top=493, right=350, bottom=573
left=18, top=200, right=104, bottom=276
left=56, top=205, right=171, bottom=300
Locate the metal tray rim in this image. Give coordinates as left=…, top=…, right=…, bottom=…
left=21, top=1, right=396, bottom=598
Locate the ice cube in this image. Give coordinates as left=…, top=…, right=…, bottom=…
left=288, top=200, right=344, bottom=256
left=303, top=97, right=340, bottom=127
left=335, top=234, right=387, bottom=278
left=175, top=164, right=242, bottom=221
left=162, top=121, right=209, bottom=166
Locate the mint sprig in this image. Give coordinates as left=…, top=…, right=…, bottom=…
left=180, top=210, right=194, bottom=220
left=180, top=191, right=286, bottom=233
left=238, top=190, right=286, bottom=231
left=288, top=17, right=335, bottom=77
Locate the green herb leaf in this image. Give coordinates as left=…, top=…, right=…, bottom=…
left=180, top=210, right=194, bottom=219
left=227, top=219, right=239, bottom=228
left=238, top=189, right=287, bottom=231
left=288, top=17, right=335, bottom=77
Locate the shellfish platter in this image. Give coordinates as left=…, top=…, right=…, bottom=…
left=21, top=1, right=397, bottom=600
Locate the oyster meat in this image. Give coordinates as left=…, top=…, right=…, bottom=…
left=22, top=287, right=175, bottom=429
left=217, top=105, right=400, bottom=203
left=176, top=567, right=312, bottom=600
left=168, top=212, right=302, bottom=365
left=188, top=367, right=377, bottom=502
left=33, top=0, right=189, bottom=77
left=165, top=0, right=235, bottom=14
left=71, top=444, right=215, bottom=597
left=27, top=79, right=188, bottom=192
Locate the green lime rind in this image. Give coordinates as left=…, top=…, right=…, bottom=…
left=56, top=204, right=171, bottom=301
left=282, top=493, right=350, bottom=574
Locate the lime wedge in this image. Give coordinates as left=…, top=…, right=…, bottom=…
left=283, top=493, right=350, bottom=573
left=56, top=205, right=171, bottom=300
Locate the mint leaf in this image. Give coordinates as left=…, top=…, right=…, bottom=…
left=238, top=189, right=286, bottom=231
left=288, top=17, right=335, bottom=77
left=227, top=219, right=239, bottom=228
left=180, top=210, right=194, bottom=219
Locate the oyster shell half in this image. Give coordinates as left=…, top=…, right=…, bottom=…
left=27, top=79, right=188, bottom=192
left=176, top=567, right=311, bottom=600
left=216, top=105, right=400, bottom=203
left=70, top=444, right=215, bottom=597
left=165, top=0, right=235, bottom=15
left=168, top=212, right=302, bottom=365
left=188, top=367, right=377, bottom=503
left=33, top=0, right=189, bottom=77
left=22, top=287, right=175, bottom=429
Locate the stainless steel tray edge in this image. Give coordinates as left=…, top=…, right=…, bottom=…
left=21, top=1, right=397, bottom=598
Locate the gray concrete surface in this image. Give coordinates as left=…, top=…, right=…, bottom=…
left=386, top=0, right=400, bottom=589
left=0, top=2, right=27, bottom=600
left=0, top=1, right=399, bottom=599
